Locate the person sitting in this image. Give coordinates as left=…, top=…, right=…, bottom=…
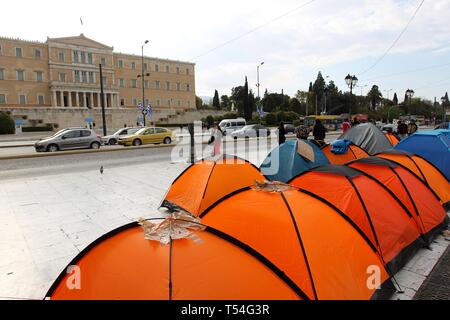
left=296, top=125, right=310, bottom=140
left=408, top=120, right=418, bottom=135
left=313, top=120, right=327, bottom=148
left=397, top=120, right=409, bottom=140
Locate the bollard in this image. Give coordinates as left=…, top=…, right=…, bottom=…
left=188, top=123, right=195, bottom=164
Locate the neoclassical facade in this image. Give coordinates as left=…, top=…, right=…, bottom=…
left=0, top=34, right=196, bottom=111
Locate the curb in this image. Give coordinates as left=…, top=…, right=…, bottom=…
left=0, top=144, right=34, bottom=149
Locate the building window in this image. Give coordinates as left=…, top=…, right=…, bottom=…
left=82, top=71, right=87, bottom=83
left=131, top=79, right=137, bottom=88
left=131, top=62, right=136, bottom=70
left=74, top=70, right=80, bottom=82
left=166, top=81, right=170, bottom=90
left=0, top=94, right=5, bottom=104
left=89, top=72, right=94, bottom=83
left=176, top=67, right=180, bottom=74
left=0, top=69, right=4, bottom=80
left=88, top=53, right=93, bottom=64
left=144, top=63, right=148, bottom=71
left=15, top=48, right=22, bottom=57
left=59, top=52, right=65, bottom=61
left=120, top=98, right=125, bottom=106
left=186, top=84, right=190, bottom=92
left=166, top=65, right=170, bottom=73
left=186, top=68, right=190, bottom=75
left=118, top=60, right=123, bottom=68
left=145, top=99, right=149, bottom=106
left=119, top=78, right=125, bottom=88
left=16, top=70, right=24, bottom=81
left=155, top=81, right=160, bottom=89
left=81, top=52, right=86, bottom=64
left=38, top=95, right=45, bottom=105
left=73, top=50, right=79, bottom=63
left=35, top=49, right=41, bottom=59
left=0, top=45, right=2, bottom=55
left=187, top=100, right=191, bottom=108
left=36, top=71, right=43, bottom=82
left=19, top=94, right=26, bottom=105
left=133, top=98, right=138, bottom=106
left=155, top=64, right=159, bottom=72
left=177, top=100, right=181, bottom=107
left=176, top=82, right=180, bottom=91
left=144, top=80, right=149, bottom=89
left=156, top=99, right=160, bottom=107
left=59, top=73, right=66, bottom=82
left=101, top=57, right=106, bottom=66
left=167, top=99, right=171, bottom=107
left=102, top=76, right=107, bottom=85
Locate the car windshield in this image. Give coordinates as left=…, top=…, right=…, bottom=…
left=242, top=125, right=255, bottom=130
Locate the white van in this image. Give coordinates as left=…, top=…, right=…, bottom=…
left=219, top=118, right=247, bottom=136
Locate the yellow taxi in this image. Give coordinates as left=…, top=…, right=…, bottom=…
left=118, top=127, right=174, bottom=147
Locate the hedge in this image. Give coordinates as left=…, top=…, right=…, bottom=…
left=0, top=112, right=15, bottom=134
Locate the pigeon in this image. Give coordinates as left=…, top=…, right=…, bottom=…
left=100, top=166, right=104, bottom=175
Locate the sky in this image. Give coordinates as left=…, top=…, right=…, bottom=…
left=1, top=0, right=450, bottom=102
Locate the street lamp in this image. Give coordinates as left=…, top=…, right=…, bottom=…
left=323, top=75, right=330, bottom=114
left=256, top=62, right=264, bottom=100
left=138, top=40, right=150, bottom=126
left=345, top=74, right=358, bottom=115
left=384, top=89, right=393, bottom=101
left=441, top=96, right=447, bottom=123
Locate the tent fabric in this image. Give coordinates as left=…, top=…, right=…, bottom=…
left=348, top=158, right=448, bottom=243
left=377, top=150, right=450, bottom=210
left=200, top=187, right=390, bottom=300
left=162, top=155, right=265, bottom=216
left=394, top=130, right=450, bottom=181
left=339, top=123, right=393, bottom=155
left=260, top=140, right=329, bottom=183
left=289, top=166, right=423, bottom=273
left=46, top=221, right=304, bottom=300
left=385, top=133, right=400, bottom=146
left=322, top=143, right=369, bottom=165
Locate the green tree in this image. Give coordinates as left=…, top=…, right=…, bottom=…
left=367, top=85, right=383, bottom=111
left=289, top=98, right=302, bottom=114
left=0, top=112, right=15, bottom=134
left=213, top=90, right=220, bottom=110
left=392, top=93, right=398, bottom=105
left=220, top=95, right=231, bottom=110
left=196, top=96, right=203, bottom=109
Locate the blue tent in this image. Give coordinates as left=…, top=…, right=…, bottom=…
left=260, top=140, right=330, bottom=183
left=394, top=130, right=450, bottom=181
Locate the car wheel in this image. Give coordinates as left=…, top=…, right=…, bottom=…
left=109, top=139, right=117, bottom=145
left=163, top=137, right=172, bottom=145
left=91, top=142, right=101, bottom=149
left=133, top=139, right=142, bottom=146
left=47, top=144, right=59, bottom=153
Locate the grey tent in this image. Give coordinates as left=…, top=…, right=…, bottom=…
left=339, top=123, right=392, bottom=155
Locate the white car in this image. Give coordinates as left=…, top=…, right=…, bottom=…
left=102, top=127, right=141, bottom=145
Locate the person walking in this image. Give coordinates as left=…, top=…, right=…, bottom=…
left=397, top=120, right=409, bottom=140
left=209, top=123, right=224, bottom=157
left=342, top=119, right=351, bottom=133
left=313, top=119, right=327, bottom=147
left=278, top=122, right=286, bottom=145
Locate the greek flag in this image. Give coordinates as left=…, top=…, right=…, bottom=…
left=257, top=105, right=266, bottom=117
left=138, top=103, right=144, bottom=111
left=147, top=103, right=153, bottom=117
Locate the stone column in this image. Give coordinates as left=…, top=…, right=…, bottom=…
left=68, top=91, right=72, bottom=107
left=90, top=92, right=94, bottom=108
left=97, top=92, right=101, bottom=108
left=60, top=91, right=65, bottom=107
left=52, top=91, right=57, bottom=108
left=76, top=91, right=80, bottom=108
left=83, top=92, right=87, bottom=108
left=104, top=93, right=108, bottom=108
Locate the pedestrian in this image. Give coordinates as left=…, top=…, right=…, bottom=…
left=209, top=122, right=224, bottom=157
left=313, top=119, right=327, bottom=147
left=180, top=124, right=184, bottom=133
left=342, top=119, right=351, bottom=133
left=295, top=125, right=310, bottom=140
left=124, top=123, right=127, bottom=128
left=397, top=120, right=409, bottom=140
left=352, top=117, right=360, bottom=127
left=408, top=119, right=418, bottom=135
left=278, top=122, right=286, bottom=145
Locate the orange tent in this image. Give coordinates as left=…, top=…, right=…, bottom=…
left=200, top=185, right=390, bottom=300
left=348, top=157, right=448, bottom=243
left=321, top=143, right=369, bottom=165
left=161, top=155, right=265, bottom=216
left=377, top=150, right=450, bottom=210
left=46, top=220, right=304, bottom=300
left=289, top=165, right=423, bottom=274
left=385, top=133, right=400, bottom=146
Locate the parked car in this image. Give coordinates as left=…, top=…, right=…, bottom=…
left=102, top=127, right=141, bottom=145
left=118, top=127, right=174, bottom=147
left=284, top=123, right=296, bottom=134
left=230, top=124, right=271, bottom=139
left=219, top=118, right=247, bottom=136
left=34, top=129, right=102, bottom=152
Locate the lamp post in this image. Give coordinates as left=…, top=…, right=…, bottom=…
left=406, top=89, right=414, bottom=115
left=345, top=74, right=358, bottom=115
left=384, top=89, right=393, bottom=101
left=441, top=96, right=447, bottom=123
left=138, top=40, right=150, bottom=126
left=256, top=62, right=264, bottom=100
left=323, top=75, right=330, bottom=114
